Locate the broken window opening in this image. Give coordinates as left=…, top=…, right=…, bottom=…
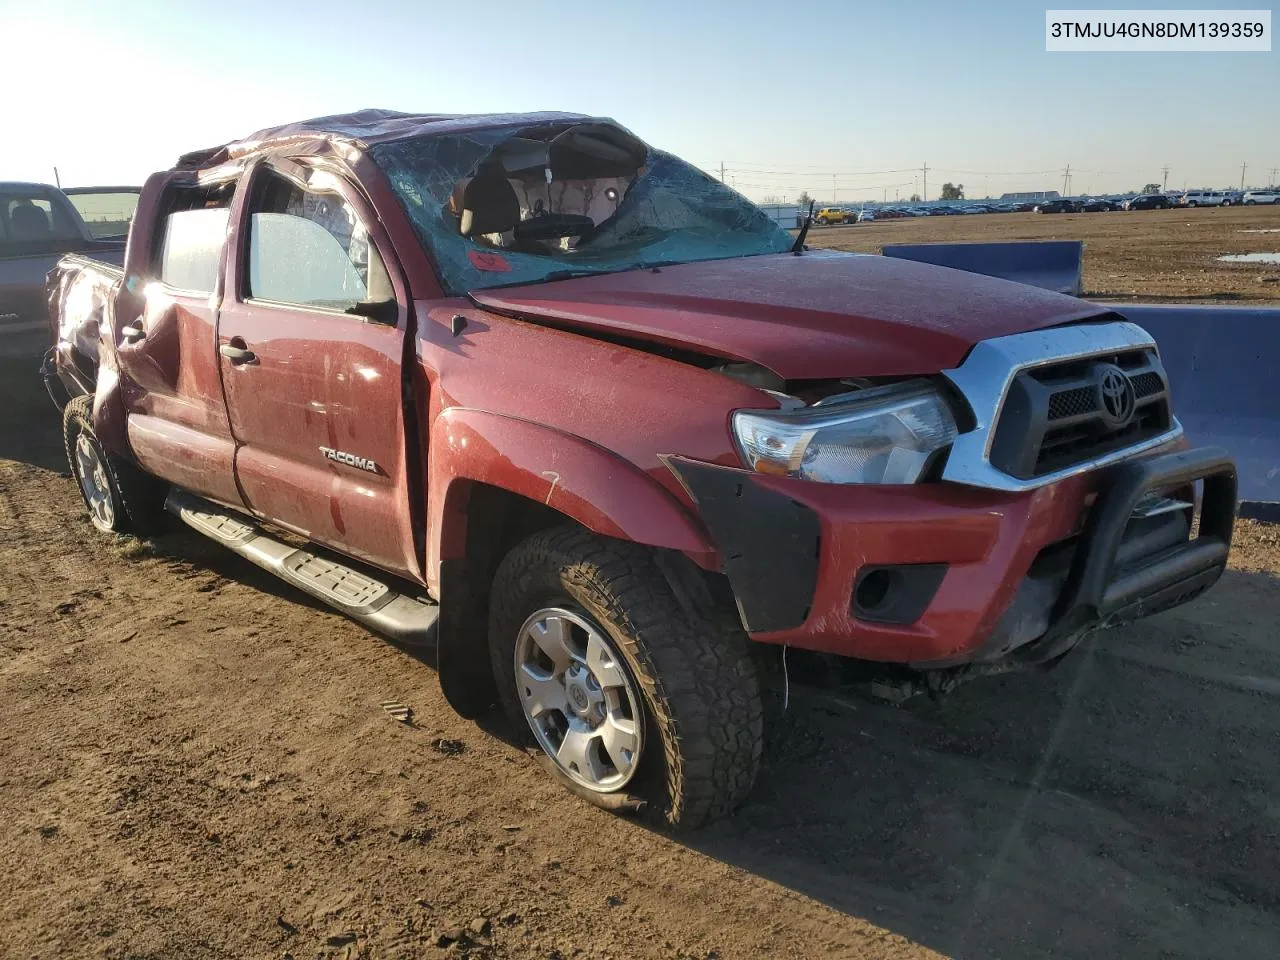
left=370, top=123, right=792, bottom=294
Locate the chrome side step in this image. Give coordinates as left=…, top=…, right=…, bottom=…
left=165, top=489, right=438, bottom=647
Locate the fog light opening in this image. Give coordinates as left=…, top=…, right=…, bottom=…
left=855, top=568, right=898, bottom=613
left=852, top=563, right=949, bottom=626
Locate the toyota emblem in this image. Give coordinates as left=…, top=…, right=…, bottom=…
left=1095, top=364, right=1136, bottom=426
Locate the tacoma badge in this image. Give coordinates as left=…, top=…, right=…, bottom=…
left=320, top=446, right=379, bottom=473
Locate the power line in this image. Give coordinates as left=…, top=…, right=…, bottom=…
left=713, top=167, right=923, bottom=179
left=706, top=159, right=920, bottom=172
left=930, top=167, right=1062, bottom=176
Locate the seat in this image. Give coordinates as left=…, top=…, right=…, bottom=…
left=459, top=169, right=520, bottom=237
left=9, top=201, right=51, bottom=239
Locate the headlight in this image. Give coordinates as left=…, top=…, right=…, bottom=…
left=732, top=380, right=958, bottom=484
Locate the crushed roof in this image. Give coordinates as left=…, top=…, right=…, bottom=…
left=175, top=107, right=602, bottom=169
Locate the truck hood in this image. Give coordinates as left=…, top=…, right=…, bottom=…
left=470, top=250, right=1110, bottom=379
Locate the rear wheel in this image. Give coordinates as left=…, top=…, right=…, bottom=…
left=63, top=395, right=164, bottom=535
left=1245, top=200, right=1256, bottom=206
left=488, top=527, right=763, bottom=828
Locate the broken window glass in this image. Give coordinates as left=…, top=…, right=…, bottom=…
left=370, top=124, right=792, bottom=294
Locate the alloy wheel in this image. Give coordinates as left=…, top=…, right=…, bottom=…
left=514, top=607, right=643, bottom=792
left=74, top=433, right=115, bottom=531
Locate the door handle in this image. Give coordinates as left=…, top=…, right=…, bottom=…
left=121, top=325, right=146, bottom=343
left=219, top=342, right=257, bottom=364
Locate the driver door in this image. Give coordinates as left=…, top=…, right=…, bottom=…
left=216, top=160, right=421, bottom=580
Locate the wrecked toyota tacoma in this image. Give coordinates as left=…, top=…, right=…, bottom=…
left=45, top=110, right=1237, bottom=828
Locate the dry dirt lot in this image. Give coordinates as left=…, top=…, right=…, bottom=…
left=807, top=204, right=1280, bottom=302
left=2, top=221, right=1279, bottom=959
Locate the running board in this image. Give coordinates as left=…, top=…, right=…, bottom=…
left=165, top=490, right=438, bottom=647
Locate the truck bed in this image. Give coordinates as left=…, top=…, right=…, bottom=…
left=42, top=253, right=125, bottom=397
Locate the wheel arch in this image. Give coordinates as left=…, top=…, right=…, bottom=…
left=427, top=409, right=724, bottom=718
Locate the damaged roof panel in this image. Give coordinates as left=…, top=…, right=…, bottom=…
left=176, top=108, right=601, bottom=170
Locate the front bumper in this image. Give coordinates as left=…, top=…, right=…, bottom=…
left=667, top=446, right=1236, bottom=666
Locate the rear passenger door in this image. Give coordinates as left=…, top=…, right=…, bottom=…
left=216, top=160, right=421, bottom=580
left=112, top=178, right=245, bottom=508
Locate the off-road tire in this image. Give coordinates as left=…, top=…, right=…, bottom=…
left=63, top=395, right=165, bottom=535
left=488, top=526, right=763, bottom=829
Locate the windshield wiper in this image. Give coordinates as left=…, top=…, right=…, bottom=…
left=791, top=200, right=815, bottom=254
left=541, top=269, right=610, bottom=282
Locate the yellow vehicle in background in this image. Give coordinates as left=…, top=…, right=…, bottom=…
left=813, top=206, right=854, bottom=225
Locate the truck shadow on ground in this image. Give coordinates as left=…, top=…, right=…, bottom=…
left=0, top=354, right=72, bottom=474
left=677, top=569, right=1280, bottom=959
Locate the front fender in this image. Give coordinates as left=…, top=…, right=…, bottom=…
left=426, top=407, right=716, bottom=592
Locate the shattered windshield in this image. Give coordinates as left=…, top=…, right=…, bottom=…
left=370, top=123, right=793, bottom=294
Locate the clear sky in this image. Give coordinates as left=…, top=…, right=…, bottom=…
left=4, top=0, right=1277, bottom=201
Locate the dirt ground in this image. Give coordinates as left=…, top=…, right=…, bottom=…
left=807, top=205, right=1280, bottom=302
left=3, top=224, right=1279, bottom=960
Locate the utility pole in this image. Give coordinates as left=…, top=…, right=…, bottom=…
left=1162, top=165, right=1170, bottom=191
left=1240, top=161, right=1248, bottom=191
left=1062, top=164, right=1071, bottom=196
left=922, top=162, right=928, bottom=202
left=1270, top=167, right=1279, bottom=187
left=53, top=166, right=61, bottom=188
left=832, top=174, right=837, bottom=203
left=719, top=161, right=725, bottom=183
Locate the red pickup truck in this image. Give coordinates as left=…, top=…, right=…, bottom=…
left=46, top=109, right=1237, bottom=828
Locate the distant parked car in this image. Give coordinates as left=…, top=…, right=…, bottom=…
left=1080, top=198, right=1116, bottom=212
left=857, top=208, right=875, bottom=222
left=926, top=205, right=959, bottom=216
left=1034, top=199, right=1078, bottom=214
left=1123, top=194, right=1173, bottom=211
left=1243, top=190, right=1280, bottom=205
left=1181, top=190, right=1231, bottom=207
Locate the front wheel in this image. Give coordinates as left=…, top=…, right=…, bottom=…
left=488, top=527, right=763, bottom=829
left=63, top=395, right=164, bottom=534
left=1245, top=200, right=1256, bottom=206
